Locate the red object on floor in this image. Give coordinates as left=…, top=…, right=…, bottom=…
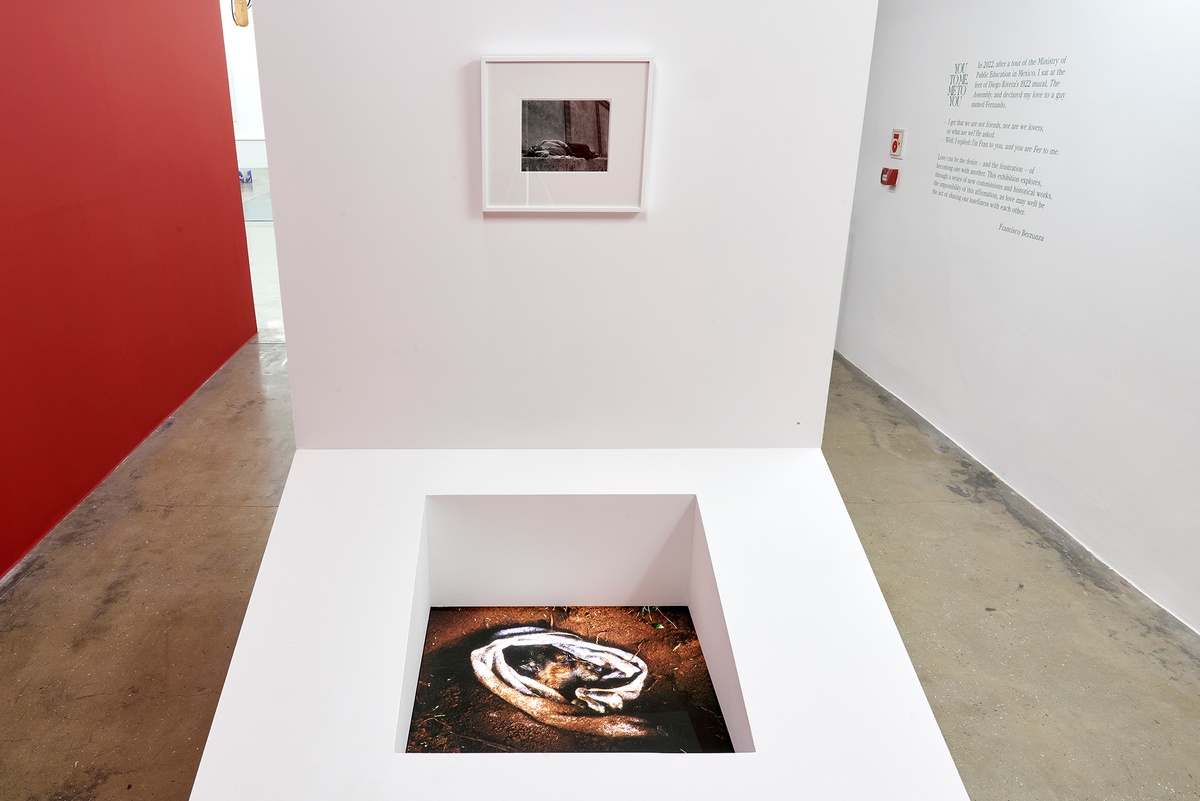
left=0, top=2, right=256, bottom=575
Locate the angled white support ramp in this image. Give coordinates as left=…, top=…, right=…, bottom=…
left=191, top=448, right=968, bottom=801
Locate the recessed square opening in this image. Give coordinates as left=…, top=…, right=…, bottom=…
left=396, top=494, right=754, bottom=753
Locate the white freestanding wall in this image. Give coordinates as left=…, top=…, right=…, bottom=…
left=192, top=2, right=972, bottom=798
left=256, top=1, right=877, bottom=449
left=838, top=0, right=1200, bottom=632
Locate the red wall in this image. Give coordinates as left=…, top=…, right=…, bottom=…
left=0, top=3, right=257, bottom=574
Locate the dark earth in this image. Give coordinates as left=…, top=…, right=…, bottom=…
left=406, top=606, right=733, bottom=753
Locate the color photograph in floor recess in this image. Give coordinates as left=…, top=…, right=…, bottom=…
left=406, top=606, right=733, bottom=753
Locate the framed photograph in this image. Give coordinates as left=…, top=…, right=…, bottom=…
left=481, top=57, right=653, bottom=213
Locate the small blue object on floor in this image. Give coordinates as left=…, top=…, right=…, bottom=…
left=239, top=169, right=253, bottom=184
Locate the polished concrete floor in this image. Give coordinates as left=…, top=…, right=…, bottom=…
left=2, top=225, right=1198, bottom=799
left=825, top=358, right=1200, bottom=800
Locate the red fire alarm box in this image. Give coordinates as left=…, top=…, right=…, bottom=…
left=880, top=167, right=899, bottom=186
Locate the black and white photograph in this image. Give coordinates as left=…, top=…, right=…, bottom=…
left=521, top=100, right=610, bottom=172
left=481, top=58, right=651, bottom=211
left=406, top=606, right=733, bottom=753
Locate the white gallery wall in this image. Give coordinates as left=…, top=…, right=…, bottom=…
left=839, top=0, right=1200, bottom=630
left=252, top=0, right=878, bottom=449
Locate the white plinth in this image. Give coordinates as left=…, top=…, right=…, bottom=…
left=191, top=449, right=968, bottom=800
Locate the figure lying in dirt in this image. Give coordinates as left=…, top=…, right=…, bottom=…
left=522, top=139, right=601, bottom=159
left=407, top=606, right=732, bottom=753
left=471, top=626, right=663, bottom=738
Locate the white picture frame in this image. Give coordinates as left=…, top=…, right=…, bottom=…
left=481, top=57, right=653, bottom=213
